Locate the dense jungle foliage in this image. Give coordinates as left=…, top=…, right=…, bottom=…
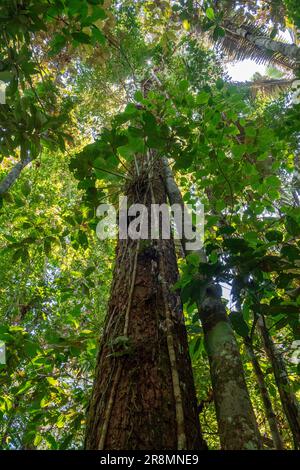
left=0, top=0, right=299, bottom=451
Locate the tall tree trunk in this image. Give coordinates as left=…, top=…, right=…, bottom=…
left=258, top=316, right=300, bottom=449
left=85, top=157, right=206, bottom=450
left=244, top=337, right=284, bottom=450
left=162, top=158, right=261, bottom=450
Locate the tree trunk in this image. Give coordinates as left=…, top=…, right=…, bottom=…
left=85, top=158, right=205, bottom=450
left=258, top=316, right=300, bottom=449
left=244, top=337, right=284, bottom=449
left=0, top=155, right=32, bottom=196
left=199, top=289, right=261, bottom=449
left=225, top=25, right=300, bottom=62
left=162, top=158, right=261, bottom=450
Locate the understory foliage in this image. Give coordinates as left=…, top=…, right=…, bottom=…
left=0, top=0, right=299, bottom=449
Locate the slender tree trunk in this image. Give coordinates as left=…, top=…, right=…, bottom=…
left=162, top=158, right=261, bottom=450
left=244, top=337, right=284, bottom=449
left=0, top=156, right=32, bottom=196
left=199, top=289, right=261, bottom=449
left=258, top=316, right=300, bottom=449
left=85, top=157, right=205, bottom=450
left=292, top=153, right=300, bottom=206
left=226, top=26, right=300, bottom=61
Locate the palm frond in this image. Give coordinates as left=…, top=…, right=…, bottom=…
left=233, top=78, right=294, bottom=97
left=214, top=14, right=298, bottom=70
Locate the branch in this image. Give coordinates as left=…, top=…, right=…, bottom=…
left=0, top=155, right=32, bottom=196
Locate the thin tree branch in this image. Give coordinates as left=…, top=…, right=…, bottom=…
left=0, top=155, right=32, bottom=196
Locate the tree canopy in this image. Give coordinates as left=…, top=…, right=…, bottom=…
left=0, top=0, right=299, bottom=451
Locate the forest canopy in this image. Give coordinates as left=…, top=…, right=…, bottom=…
left=0, top=0, right=300, bottom=452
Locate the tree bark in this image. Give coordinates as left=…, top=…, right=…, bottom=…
left=258, top=316, right=300, bottom=449
left=244, top=337, right=284, bottom=450
left=162, top=158, right=261, bottom=450
left=85, top=158, right=206, bottom=450
left=0, top=156, right=32, bottom=196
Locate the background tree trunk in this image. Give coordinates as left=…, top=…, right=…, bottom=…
left=199, top=289, right=261, bottom=449
left=162, top=158, right=261, bottom=449
left=85, top=158, right=206, bottom=450
left=258, top=316, right=300, bottom=449
left=244, top=336, right=284, bottom=449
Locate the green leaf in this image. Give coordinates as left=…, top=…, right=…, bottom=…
left=16, top=381, right=33, bottom=395
left=24, top=340, right=39, bottom=358
left=46, top=434, right=58, bottom=450
left=281, top=245, right=300, bottom=260
left=245, top=126, right=256, bottom=138
left=218, top=225, right=236, bottom=236
left=224, top=237, right=249, bottom=253
left=265, top=230, right=283, bottom=243
left=56, top=415, right=65, bottom=428
left=244, top=231, right=258, bottom=245
left=213, top=26, right=225, bottom=40
left=72, top=32, right=91, bottom=44
left=265, top=175, right=280, bottom=188
left=134, top=90, right=144, bottom=102
left=186, top=253, right=201, bottom=267
left=285, top=216, right=300, bottom=237
left=47, top=377, right=58, bottom=386
left=0, top=71, right=13, bottom=82
left=21, top=181, right=31, bottom=197
left=229, top=311, right=249, bottom=338
left=196, top=91, right=210, bottom=105
left=216, top=78, right=224, bottom=90
left=206, top=7, right=215, bottom=20
left=33, top=434, right=42, bottom=447
left=12, top=248, right=24, bottom=262
left=179, top=79, right=189, bottom=92
left=49, top=34, right=67, bottom=55
left=91, top=26, right=105, bottom=44
left=88, top=6, right=106, bottom=22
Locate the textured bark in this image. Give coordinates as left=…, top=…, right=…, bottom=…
left=200, top=290, right=261, bottom=449
left=0, top=156, right=32, bottom=195
left=85, top=159, right=205, bottom=450
left=244, top=337, right=284, bottom=450
left=162, top=158, right=261, bottom=449
left=258, top=316, right=300, bottom=449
